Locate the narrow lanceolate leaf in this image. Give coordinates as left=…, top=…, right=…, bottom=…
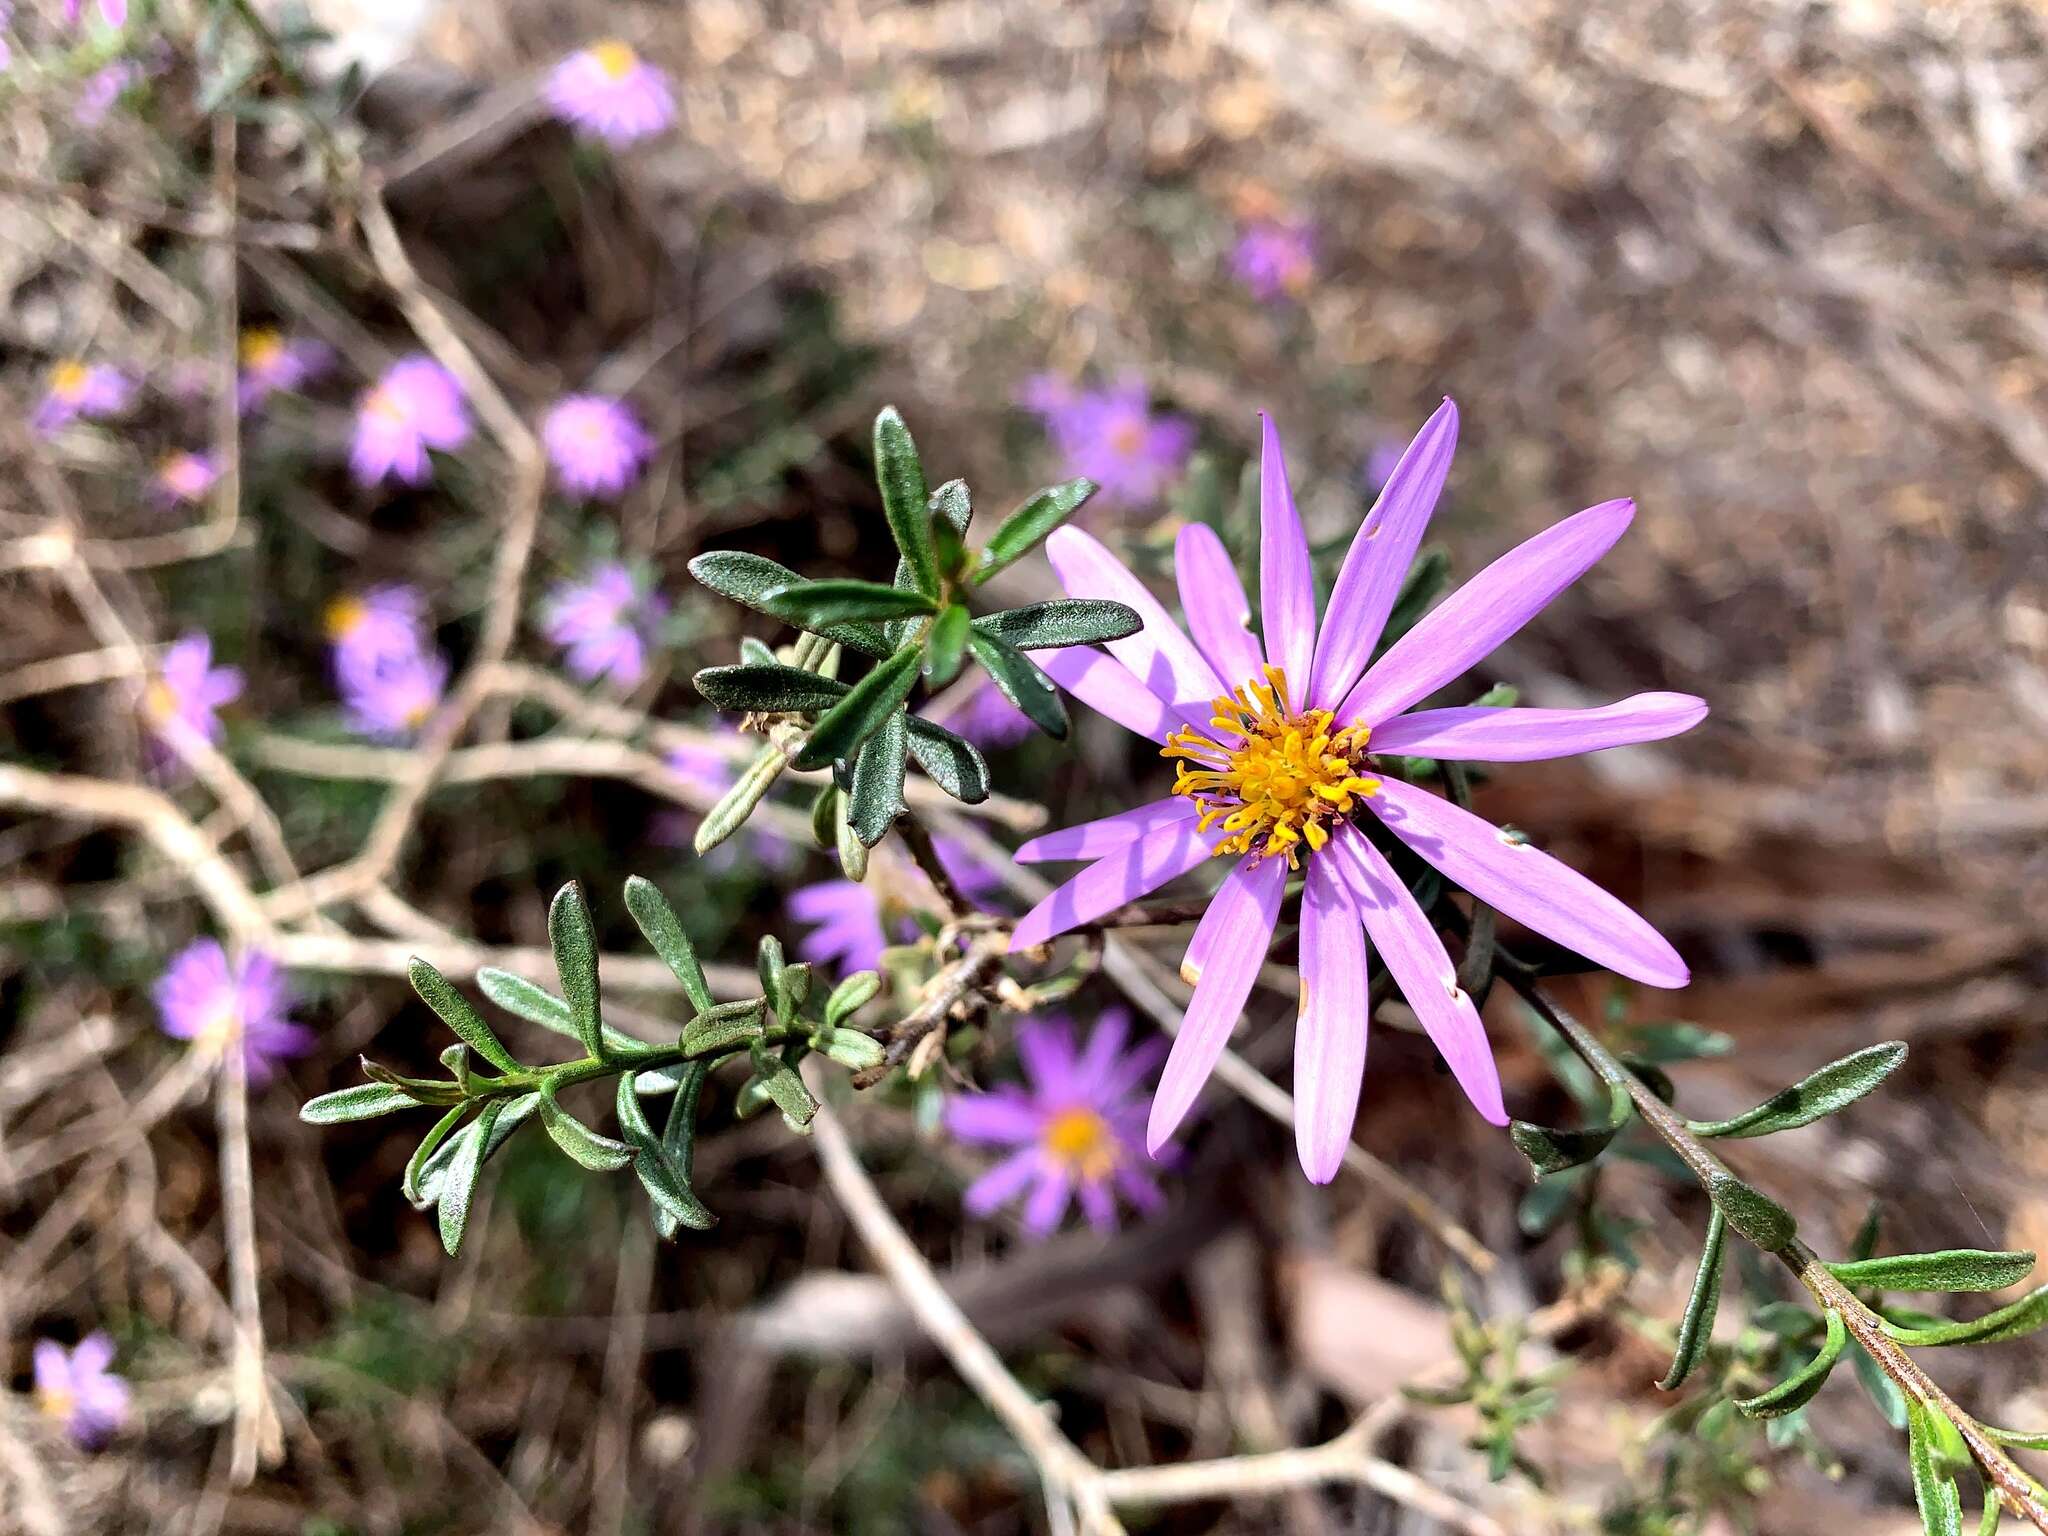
left=548, top=883, right=605, bottom=1061
left=1658, top=1207, right=1727, bottom=1391
left=847, top=708, right=908, bottom=847
left=759, top=578, right=937, bottom=629
left=930, top=477, right=972, bottom=535
left=905, top=716, right=992, bottom=802
left=660, top=1061, right=717, bottom=1231
left=300, top=1082, right=420, bottom=1124
left=437, top=1100, right=505, bottom=1256
left=874, top=407, right=937, bottom=596
left=1908, top=1401, right=1967, bottom=1536
left=623, top=875, right=716, bottom=1016
left=694, top=661, right=851, bottom=714
left=1827, top=1249, right=2037, bottom=1295
left=966, top=629, right=1067, bottom=739
left=616, top=1075, right=714, bottom=1235
left=1734, top=1307, right=1847, bottom=1418
left=972, top=598, right=1142, bottom=651
left=687, top=551, right=889, bottom=655
left=679, top=997, right=768, bottom=1056
left=404, top=1105, right=470, bottom=1206
left=474, top=967, right=642, bottom=1056
left=538, top=1080, right=635, bottom=1171
left=1982, top=1425, right=2048, bottom=1451
left=1688, top=1041, right=1907, bottom=1139
left=1510, top=1083, right=1634, bottom=1176
left=825, top=970, right=880, bottom=1026
left=924, top=604, right=972, bottom=684
left=407, top=957, right=520, bottom=1072
left=1880, top=1283, right=2048, bottom=1347
left=1851, top=1340, right=1909, bottom=1429
left=820, top=1027, right=885, bottom=1071
left=695, top=745, right=787, bottom=856
left=752, top=1054, right=819, bottom=1133
left=793, top=646, right=923, bottom=771
left=1705, top=1169, right=1798, bottom=1251
left=973, top=477, right=1096, bottom=583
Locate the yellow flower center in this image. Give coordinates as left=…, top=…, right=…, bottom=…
left=1164, top=665, right=1379, bottom=867
left=51, top=360, right=89, bottom=398
left=324, top=596, right=366, bottom=638
left=363, top=385, right=407, bottom=423
left=239, top=328, right=284, bottom=368
left=35, top=1385, right=76, bottom=1424
left=590, top=40, right=638, bottom=79
left=1108, top=420, right=1144, bottom=457
left=142, top=678, right=178, bottom=723
left=1041, top=1106, right=1119, bottom=1182
left=194, top=1003, right=241, bottom=1063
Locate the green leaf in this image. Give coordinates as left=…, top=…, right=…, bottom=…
left=437, top=1099, right=505, bottom=1256
left=793, top=646, right=923, bottom=771
left=1733, top=1306, right=1847, bottom=1418
left=1705, top=1169, right=1798, bottom=1251
left=623, top=876, right=716, bottom=1017
left=300, top=1082, right=420, bottom=1124
left=846, top=707, right=908, bottom=847
left=825, top=970, right=881, bottom=1026
left=751, top=1049, right=818, bottom=1133
left=615, top=1074, right=715, bottom=1235
left=680, top=997, right=769, bottom=1056
left=407, top=958, right=520, bottom=1072
left=538, top=1080, right=635, bottom=1171
left=1851, top=1340, right=1909, bottom=1429
left=973, top=477, right=1096, bottom=583
left=1827, top=1249, right=2036, bottom=1294
left=687, top=551, right=889, bottom=656
left=694, top=661, right=851, bottom=714
left=1908, top=1401, right=1967, bottom=1536
left=874, top=408, right=937, bottom=597
left=759, top=578, right=937, bottom=628
left=403, top=1105, right=470, bottom=1205
left=474, top=967, right=640, bottom=1056
left=1509, top=1082, right=1633, bottom=1176
left=924, top=604, right=972, bottom=684
left=548, top=883, right=605, bottom=1061
left=972, top=599, right=1142, bottom=651
left=965, top=629, right=1067, bottom=739
left=439, top=1043, right=474, bottom=1096
left=930, top=477, right=972, bottom=536
left=834, top=789, right=869, bottom=880
left=1979, top=1489, right=2003, bottom=1536
left=1982, top=1425, right=2048, bottom=1451
left=1880, top=1283, right=2048, bottom=1347
left=820, top=1027, right=886, bottom=1072
left=1658, top=1207, right=1727, bottom=1390
left=1688, top=1042, right=1907, bottom=1139
left=904, top=716, right=991, bottom=803
left=694, top=745, right=788, bottom=855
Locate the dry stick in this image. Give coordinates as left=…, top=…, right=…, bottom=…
left=0, top=644, right=152, bottom=705
left=215, top=1000, right=282, bottom=1481
left=590, top=1219, right=655, bottom=1536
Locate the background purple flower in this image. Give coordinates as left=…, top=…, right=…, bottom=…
left=63, top=0, right=127, bottom=25
left=350, top=356, right=471, bottom=487
left=236, top=328, right=330, bottom=412
left=542, top=562, right=667, bottom=689
left=154, top=941, right=312, bottom=1085
left=152, top=451, right=219, bottom=506
left=923, top=678, right=1033, bottom=749
left=74, top=60, right=139, bottom=126
left=1023, top=375, right=1193, bottom=509
left=339, top=644, right=448, bottom=740
left=790, top=840, right=1002, bottom=974
left=545, top=42, right=676, bottom=144
left=326, top=585, right=426, bottom=681
left=542, top=395, right=653, bottom=498
left=142, top=633, right=241, bottom=766
left=946, top=1010, right=1168, bottom=1236
left=1231, top=218, right=1317, bottom=302
left=32, top=1334, right=129, bottom=1450
left=33, top=360, right=130, bottom=434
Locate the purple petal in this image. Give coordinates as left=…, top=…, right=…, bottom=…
left=1367, top=776, right=1688, bottom=988
left=1327, top=826, right=1506, bottom=1124
left=1099, top=1033, right=1168, bottom=1102
left=1340, top=498, right=1636, bottom=726
left=1017, top=1018, right=1080, bottom=1097
left=1116, top=1163, right=1167, bottom=1212
left=33, top=1341, right=70, bottom=1394
left=1077, top=1177, right=1119, bottom=1232
left=70, top=1333, right=116, bottom=1377
left=1036, top=646, right=1190, bottom=745
left=946, top=1089, right=1045, bottom=1146
left=964, top=1148, right=1042, bottom=1216
left=1046, top=526, right=1220, bottom=715
left=1022, top=1165, right=1074, bottom=1235
left=1010, top=820, right=1217, bottom=951
left=1257, top=414, right=1317, bottom=689
left=1295, top=855, right=1370, bottom=1182
left=1307, top=398, right=1458, bottom=709
left=1147, top=854, right=1286, bottom=1151
left=1015, top=798, right=1197, bottom=863
left=1174, top=523, right=1264, bottom=688
left=1368, top=692, right=1708, bottom=761
left=1075, top=1007, right=1131, bottom=1087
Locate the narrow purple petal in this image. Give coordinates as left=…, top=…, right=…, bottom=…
left=1367, top=776, right=1688, bottom=988
left=1368, top=692, right=1708, bottom=762
left=1076, top=1008, right=1131, bottom=1085
left=1077, top=1177, right=1119, bottom=1232
left=1328, top=826, right=1506, bottom=1124
left=1257, top=414, right=1317, bottom=688
left=1307, top=398, right=1458, bottom=709
left=33, top=1341, right=69, bottom=1393
left=1147, top=854, right=1286, bottom=1151
left=1036, top=646, right=1190, bottom=745
left=1295, top=855, right=1369, bottom=1182
left=1010, top=820, right=1217, bottom=951
left=946, top=1089, right=1045, bottom=1146
left=1017, top=1019, right=1080, bottom=1097
left=1174, top=523, right=1264, bottom=688
left=1099, top=1034, right=1168, bottom=1102
left=70, top=1333, right=115, bottom=1377
left=1015, top=797, right=1197, bottom=863
left=1115, top=1163, right=1166, bottom=1213
left=1341, top=498, right=1635, bottom=726
left=964, top=1148, right=1043, bottom=1215
left=1022, top=1165, right=1074, bottom=1235
left=1046, top=526, right=1221, bottom=715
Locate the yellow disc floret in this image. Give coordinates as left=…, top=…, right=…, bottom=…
left=1163, top=665, right=1379, bottom=866
left=590, top=40, right=639, bottom=79
left=1041, top=1106, right=1119, bottom=1182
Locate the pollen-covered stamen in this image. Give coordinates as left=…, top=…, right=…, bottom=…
left=1162, top=664, right=1379, bottom=866
left=1041, top=1106, right=1120, bottom=1182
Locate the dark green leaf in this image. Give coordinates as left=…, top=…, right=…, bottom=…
left=300, top=1082, right=420, bottom=1124
left=759, top=578, right=937, bottom=628
left=1733, top=1306, right=1846, bottom=1418
left=930, top=477, right=972, bottom=535
left=407, top=957, right=520, bottom=1072
left=403, top=1105, right=469, bottom=1205
left=973, top=477, right=1096, bottom=583
left=966, top=629, right=1067, bottom=739
left=1510, top=1082, right=1633, bottom=1176
left=792, top=646, right=923, bottom=771
left=538, top=1080, right=635, bottom=1171
left=680, top=997, right=768, bottom=1056
left=694, top=661, right=851, bottom=714
left=1908, top=1401, right=1967, bottom=1536
left=623, top=876, right=716, bottom=1016
left=1880, top=1284, right=2048, bottom=1347
left=1827, top=1249, right=2036, bottom=1294
left=874, top=408, right=936, bottom=596
left=663, top=1060, right=711, bottom=1195
left=616, top=1074, right=716, bottom=1234
left=548, top=883, right=605, bottom=1061
left=751, top=1051, right=818, bottom=1133
left=1629, top=1021, right=1734, bottom=1064
left=474, top=967, right=642, bottom=1056
left=1658, top=1207, right=1727, bottom=1390
left=687, top=551, right=889, bottom=655
left=437, top=1099, right=505, bottom=1257
left=847, top=708, right=908, bottom=847
left=825, top=971, right=880, bottom=1026
left=820, top=1027, right=885, bottom=1071
left=1620, top=1055, right=1678, bottom=1104
left=904, top=717, right=991, bottom=803
left=1705, top=1169, right=1798, bottom=1251
left=1851, top=1340, right=1909, bottom=1429
left=972, top=599, right=1142, bottom=651
left=756, top=933, right=786, bottom=1000
left=924, top=604, right=972, bottom=684
left=1688, top=1042, right=1907, bottom=1139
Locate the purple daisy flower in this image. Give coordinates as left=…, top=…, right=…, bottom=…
left=791, top=840, right=1002, bottom=976
left=350, top=356, right=471, bottom=488
left=152, top=451, right=219, bottom=507
left=542, top=394, right=654, bottom=499
left=338, top=643, right=448, bottom=740
left=32, top=1334, right=129, bottom=1450
left=33, top=359, right=131, bottom=434
left=141, top=633, right=241, bottom=769
left=325, top=584, right=427, bottom=683
left=62, top=0, right=126, bottom=27
left=541, top=561, right=667, bottom=689
left=922, top=678, right=1034, bottom=750
left=1009, top=400, right=1706, bottom=1181
left=236, top=328, right=330, bottom=413
left=154, top=940, right=312, bottom=1085
left=1023, top=375, right=1194, bottom=510
left=1231, top=218, right=1317, bottom=303
left=544, top=41, right=675, bottom=145
left=947, top=1010, right=1168, bottom=1236
left=74, top=59, right=140, bottom=125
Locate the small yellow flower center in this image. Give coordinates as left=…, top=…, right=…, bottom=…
left=239, top=328, right=285, bottom=368
left=142, top=678, right=178, bottom=723
left=403, top=698, right=434, bottom=729
left=1164, top=665, right=1379, bottom=867
left=590, top=40, right=638, bottom=79
left=35, top=1384, right=76, bottom=1424
left=1108, top=420, right=1144, bottom=457
left=324, top=596, right=366, bottom=638
left=51, top=360, right=89, bottom=398
left=194, top=1003, right=241, bottom=1063
left=1041, top=1107, right=1118, bottom=1182
left=363, top=385, right=407, bottom=423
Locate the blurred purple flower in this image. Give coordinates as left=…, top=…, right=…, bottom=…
left=350, top=356, right=470, bottom=488
left=946, top=1010, right=1168, bottom=1236
left=542, top=561, right=667, bottom=689
left=236, top=328, right=330, bottom=412
left=33, top=359, right=131, bottom=434
left=325, top=584, right=427, bottom=682
left=790, top=839, right=1002, bottom=976
left=652, top=742, right=801, bottom=871
left=1022, top=375, right=1193, bottom=509
left=542, top=394, right=653, bottom=498
left=154, top=940, right=312, bottom=1085
left=338, top=643, right=448, bottom=740
left=1363, top=436, right=1406, bottom=494
left=152, top=451, right=219, bottom=507
left=62, top=0, right=126, bottom=28
left=545, top=41, right=675, bottom=145
left=923, top=678, right=1032, bottom=749
left=142, top=633, right=241, bottom=767
left=1231, top=218, right=1317, bottom=303
left=32, top=1334, right=129, bottom=1450
left=74, top=59, right=139, bottom=125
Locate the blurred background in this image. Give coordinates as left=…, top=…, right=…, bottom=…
left=3, top=1, right=2046, bottom=1532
